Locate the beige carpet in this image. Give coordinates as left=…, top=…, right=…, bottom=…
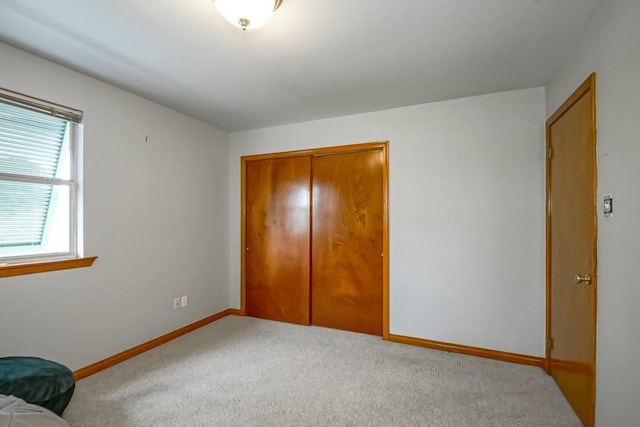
left=64, top=316, right=581, bottom=426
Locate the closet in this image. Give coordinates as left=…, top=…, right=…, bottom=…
left=242, top=142, right=387, bottom=336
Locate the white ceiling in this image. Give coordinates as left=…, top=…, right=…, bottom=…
left=0, top=0, right=601, bottom=132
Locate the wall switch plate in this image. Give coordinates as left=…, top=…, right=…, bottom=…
left=604, top=194, right=613, bottom=219
left=173, top=297, right=181, bottom=310
left=181, top=295, right=188, bottom=308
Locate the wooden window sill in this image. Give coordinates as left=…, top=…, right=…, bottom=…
left=0, top=256, right=98, bottom=278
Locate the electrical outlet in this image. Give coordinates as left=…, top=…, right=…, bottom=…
left=181, top=295, right=188, bottom=308
left=173, top=297, right=181, bottom=310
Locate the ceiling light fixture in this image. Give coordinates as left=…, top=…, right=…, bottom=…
left=215, top=0, right=283, bottom=31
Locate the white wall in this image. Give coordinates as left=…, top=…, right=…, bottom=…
left=546, top=0, right=640, bottom=424
left=0, top=43, right=230, bottom=371
left=229, top=88, right=546, bottom=357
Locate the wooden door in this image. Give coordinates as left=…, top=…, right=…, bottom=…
left=546, top=74, right=597, bottom=427
left=311, top=149, right=384, bottom=335
left=245, top=156, right=311, bottom=325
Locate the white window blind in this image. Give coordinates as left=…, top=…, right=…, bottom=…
left=0, top=88, right=82, bottom=261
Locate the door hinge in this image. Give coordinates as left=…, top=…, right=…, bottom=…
left=546, top=336, right=554, bottom=350
left=546, top=146, right=554, bottom=160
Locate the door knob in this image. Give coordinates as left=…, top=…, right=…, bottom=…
left=574, top=273, right=592, bottom=285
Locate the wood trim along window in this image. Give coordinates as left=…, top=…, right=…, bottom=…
left=0, top=256, right=97, bottom=278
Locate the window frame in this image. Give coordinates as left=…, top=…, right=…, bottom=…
left=0, top=87, right=95, bottom=276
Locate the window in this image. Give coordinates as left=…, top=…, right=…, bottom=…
left=0, top=88, right=82, bottom=266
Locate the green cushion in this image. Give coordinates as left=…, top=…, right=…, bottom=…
left=0, top=357, right=75, bottom=416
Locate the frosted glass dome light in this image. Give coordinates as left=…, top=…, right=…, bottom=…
left=215, top=0, right=283, bottom=31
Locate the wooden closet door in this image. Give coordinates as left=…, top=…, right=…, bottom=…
left=245, top=156, right=311, bottom=325
left=311, top=149, right=384, bottom=335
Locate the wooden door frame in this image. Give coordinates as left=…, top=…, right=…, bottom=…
left=240, top=141, right=390, bottom=338
left=545, top=73, right=598, bottom=375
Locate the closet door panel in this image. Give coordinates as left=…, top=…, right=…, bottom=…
left=311, top=150, right=384, bottom=335
left=245, top=156, right=311, bottom=325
